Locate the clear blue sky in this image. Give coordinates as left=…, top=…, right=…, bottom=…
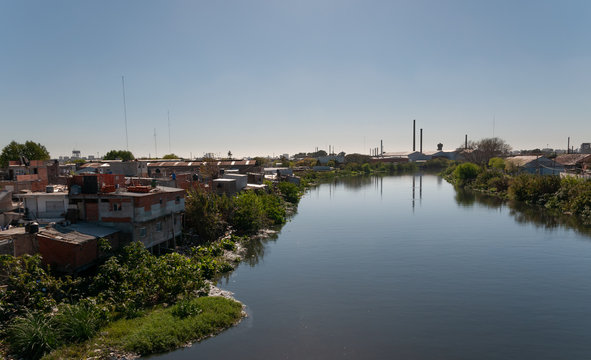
left=1, top=0, right=590, bottom=158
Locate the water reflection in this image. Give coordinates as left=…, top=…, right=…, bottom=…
left=454, top=188, right=591, bottom=237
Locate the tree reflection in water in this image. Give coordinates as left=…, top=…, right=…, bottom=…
left=454, top=188, right=591, bottom=237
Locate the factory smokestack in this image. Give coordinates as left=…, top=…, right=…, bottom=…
left=465, top=134, right=468, bottom=150
left=420, top=129, right=423, bottom=153
left=568, top=137, right=570, bottom=154
left=380, top=140, right=383, bottom=156
left=413, top=120, right=416, bottom=151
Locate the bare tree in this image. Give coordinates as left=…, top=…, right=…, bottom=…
left=459, top=137, right=511, bottom=165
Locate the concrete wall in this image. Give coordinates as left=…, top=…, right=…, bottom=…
left=213, top=179, right=237, bottom=195
left=135, top=212, right=182, bottom=248
left=13, top=232, right=38, bottom=256
left=23, top=194, right=68, bottom=220
left=224, top=173, right=247, bottom=191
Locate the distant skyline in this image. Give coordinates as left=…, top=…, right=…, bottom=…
left=1, top=0, right=590, bottom=159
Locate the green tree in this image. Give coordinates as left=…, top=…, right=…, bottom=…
left=103, top=150, right=135, bottom=161
left=345, top=153, right=371, bottom=164
left=452, top=162, right=481, bottom=186
left=488, top=157, right=505, bottom=170
left=0, top=141, right=50, bottom=168
left=162, top=153, right=179, bottom=159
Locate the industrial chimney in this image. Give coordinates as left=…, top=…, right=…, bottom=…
left=420, top=129, right=423, bottom=153
left=413, top=120, right=416, bottom=152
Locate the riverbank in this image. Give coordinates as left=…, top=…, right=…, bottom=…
left=442, top=161, right=591, bottom=225
left=1, top=184, right=302, bottom=360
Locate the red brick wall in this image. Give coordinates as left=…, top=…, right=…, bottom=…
left=38, top=235, right=97, bottom=272
left=86, top=202, right=99, bottom=221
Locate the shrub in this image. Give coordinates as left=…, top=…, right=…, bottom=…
left=278, top=181, right=301, bottom=204
left=53, top=302, right=105, bottom=342
left=231, top=191, right=266, bottom=234
left=185, top=187, right=229, bottom=241
left=171, top=298, right=202, bottom=319
left=7, top=311, right=58, bottom=360
left=452, top=162, right=481, bottom=186
left=0, top=254, right=71, bottom=323
left=261, top=193, right=286, bottom=224
left=488, top=157, right=505, bottom=170
left=508, top=174, right=561, bottom=204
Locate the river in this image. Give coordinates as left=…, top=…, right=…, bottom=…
left=150, top=175, right=591, bottom=359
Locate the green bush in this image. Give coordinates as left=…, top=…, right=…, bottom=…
left=452, top=162, right=481, bottom=186
left=53, top=302, right=106, bottom=342
left=488, top=157, right=505, bottom=170
left=91, top=242, right=204, bottom=312
left=184, top=187, right=229, bottom=241
left=171, top=298, right=202, bottom=319
left=231, top=191, right=266, bottom=234
left=278, top=181, right=301, bottom=204
left=261, top=193, right=286, bottom=224
left=508, top=174, right=560, bottom=204
left=0, top=254, right=79, bottom=323
left=7, top=311, right=58, bottom=360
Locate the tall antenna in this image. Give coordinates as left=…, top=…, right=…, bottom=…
left=122, top=76, right=129, bottom=150
left=492, top=114, right=496, bottom=138
left=167, top=110, right=171, bottom=154
left=154, top=128, right=158, bottom=159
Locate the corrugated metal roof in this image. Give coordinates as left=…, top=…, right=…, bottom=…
left=146, top=160, right=254, bottom=168
left=554, top=154, right=591, bottom=166
left=505, top=156, right=543, bottom=167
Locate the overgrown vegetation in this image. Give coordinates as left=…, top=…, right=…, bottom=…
left=41, top=297, right=242, bottom=360
left=444, top=161, right=591, bottom=224
left=185, top=181, right=302, bottom=240
left=0, top=234, right=247, bottom=359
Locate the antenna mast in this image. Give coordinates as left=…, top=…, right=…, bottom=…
left=492, top=114, right=496, bottom=138
left=167, top=110, right=171, bottom=154
left=154, top=128, right=158, bottom=159
left=122, top=76, right=129, bottom=150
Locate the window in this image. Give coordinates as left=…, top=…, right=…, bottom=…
left=112, top=203, right=122, bottom=211
left=156, top=222, right=162, bottom=232
left=175, top=196, right=181, bottom=204
left=139, top=227, right=147, bottom=237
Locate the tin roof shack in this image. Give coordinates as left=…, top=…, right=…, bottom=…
left=20, top=190, right=68, bottom=223
left=223, top=173, right=247, bottom=191
left=554, top=154, right=591, bottom=174
left=37, top=227, right=96, bottom=273
left=247, top=172, right=264, bottom=185
left=213, top=178, right=237, bottom=196
left=505, top=156, right=564, bottom=175
left=423, top=150, right=458, bottom=161
left=380, top=152, right=429, bottom=163
left=146, top=160, right=258, bottom=178
left=68, top=185, right=185, bottom=253
left=37, top=223, right=123, bottom=273
left=263, top=168, right=294, bottom=181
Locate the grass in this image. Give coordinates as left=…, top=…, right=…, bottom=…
left=41, top=296, right=244, bottom=359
